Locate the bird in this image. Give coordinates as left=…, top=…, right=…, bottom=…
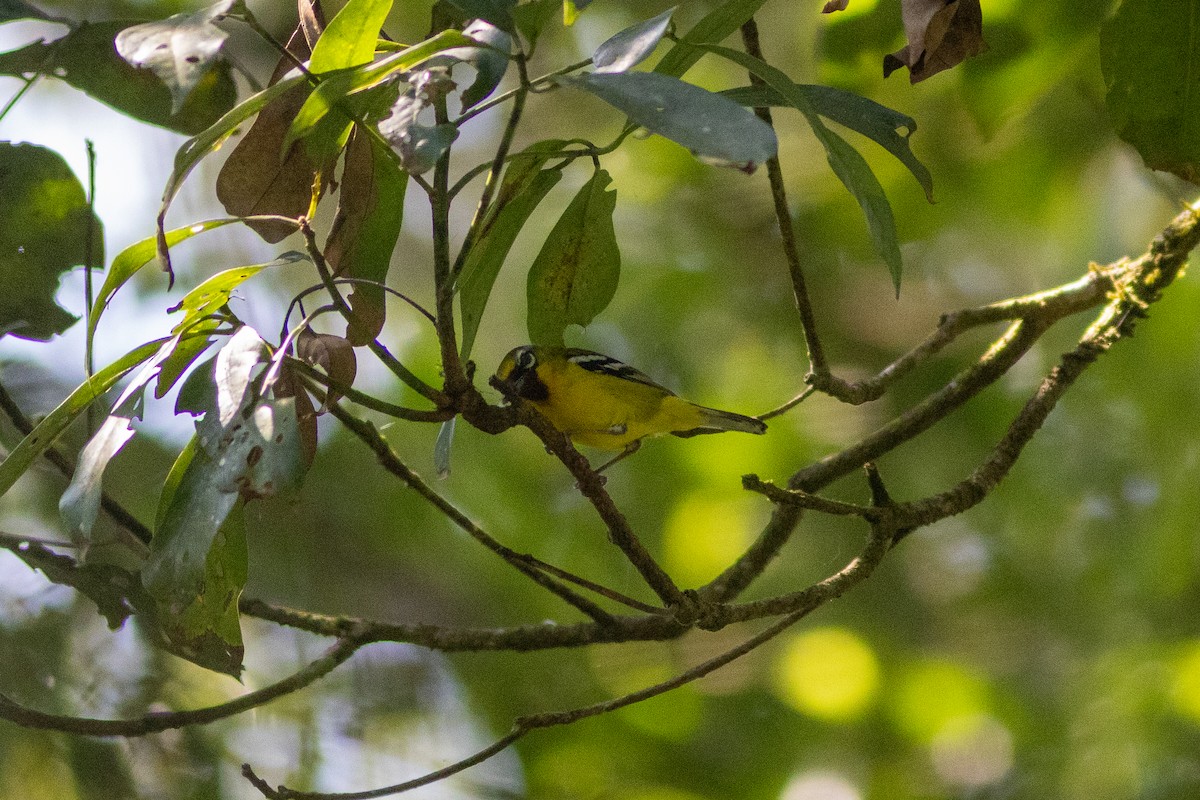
left=493, top=345, right=766, bottom=471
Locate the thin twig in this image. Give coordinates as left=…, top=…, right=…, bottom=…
left=0, top=637, right=360, bottom=737
left=243, top=516, right=896, bottom=799
left=321, top=398, right=620, bottom=625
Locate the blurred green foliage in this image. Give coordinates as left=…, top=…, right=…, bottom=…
left=3, top=0, right=1200, bottom=799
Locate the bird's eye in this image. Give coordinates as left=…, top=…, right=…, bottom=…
left=516, top=349, right=537, bottom=370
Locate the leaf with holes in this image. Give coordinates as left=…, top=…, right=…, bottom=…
left=115, top=0, right=237, bottom=112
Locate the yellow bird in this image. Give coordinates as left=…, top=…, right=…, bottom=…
left=494, top=345, right=765, bottom=468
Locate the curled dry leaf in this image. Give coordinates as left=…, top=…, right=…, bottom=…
left=295, top=329, right=358, bottom=411
left=822, top=0, right=850, bottom=12
left=883, top=0, right=986, bottom=83
left=215, top=25, right=330, bottom=243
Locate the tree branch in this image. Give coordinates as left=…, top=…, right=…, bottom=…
left=0, top=637, right=360, bottom=737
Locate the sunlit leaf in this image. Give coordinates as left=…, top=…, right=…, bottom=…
left=1101, top=0, right=1200, bottom=184
left=0, top=142, right=102, bottom=342
left=114, top=0, right=236, bottom=112
left=309, top=0, right=393, bottom=73
left=58, top=337, right=186, bottom=543
left=215, top=326, right=267, bottom=426
left=325, top=131, right=407, bottom=345
left=722, top=82, right=934, bottom=202
left=560, top=71, right=777, bottom=171
left=167, top=252, right=305, bottom=334
left=593, top=6, right=675, bottom=74
left=285, top=29, right=474, bottom=154
left=89, top=218, right=243, bottom=348
left=458, top=140, right=566, bottom=360
left=0, top=21, right=238, bottom=134
left=526, top=168, right=619, bottom=346
left=450, top=19, right=512, bottom=109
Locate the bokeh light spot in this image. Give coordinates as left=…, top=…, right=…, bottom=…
left=773, top=627, right=880, bottom=722
left=930, top=714, right=1014, bottom=788
left=780, top=769, right=862, bottom=800
left=663, top=494, right=754, bottom=586
left=888, top=660, right=992, bottom=743
left=1169, top=639, right=1200, bottom=723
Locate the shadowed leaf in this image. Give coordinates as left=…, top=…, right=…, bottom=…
left=527, top=168, right=619, bottom=346
left=1101, top=0, right=1200, bottom=184
left=0, top=142, right=102, bottom=341
left=325, top=131, right=407, bottom=345
left=0, top=20, right=238, bottom=134
left=560, top=71, right=777, bottom=171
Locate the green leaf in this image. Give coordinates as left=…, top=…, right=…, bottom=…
left=1101, top=0, right=1200, bottom=183
left=722, top=82, right=934, bottom=202
left=145, top=446, right=249, bottom=675
left=593, top=6, right=675, bottom=74
left=145, top=329, right=304, bottom=675
left=0, top=20, right=238, bottom=135
left=114, top=0, right=235, bottom=113
left=705, top=44, right=903, bottom=291
left=526, top=168, right=619, bottom=347
left=458, top=140, right=565, bottom=360
left=166, top=252, right=305, bottom=334
left=653, top=0, right=768, bottom=79
left=0, top=339, right=168, bottom=500
left=0, top=142, right=102, bottom=342
left=562, top=0, right=592, bottom=26
left=156, top=319, right=219, bottom=399
left=58, top=414, right=136, bottom=545
left=58, top=337, right=187, bottom=542
left=285, top=29, right=474, bottom=154
left=559, top=71, right=777, bottom=171
left=446, top=0, right=516, bottom=31
left=89, top=218, right=243, bottom=349
left=309, top=0, right=394, bottom=73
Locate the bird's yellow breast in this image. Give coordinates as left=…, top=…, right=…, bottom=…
left=529, top=358, right=704, bottom=451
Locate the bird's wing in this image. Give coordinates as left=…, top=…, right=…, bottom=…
left=563, top=349, right=675, bottom=394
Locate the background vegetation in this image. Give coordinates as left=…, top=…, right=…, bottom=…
left=2, top=1, right=1199, bottom=799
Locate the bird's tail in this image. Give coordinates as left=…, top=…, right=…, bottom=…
left=673, top=405, right=767, bottom=438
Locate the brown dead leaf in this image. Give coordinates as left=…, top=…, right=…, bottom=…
left=822, top=0, right=850, bottom=12
left=324, top=128, right=405, bottom=345
left=883, top=0, right=986, bottom=83
left=295, top=329, right=357, bottom=411
left=215, top=16, right=330, bottom=242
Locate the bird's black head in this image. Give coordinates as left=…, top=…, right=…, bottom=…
left=495, top=345, right=549, bottom=402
